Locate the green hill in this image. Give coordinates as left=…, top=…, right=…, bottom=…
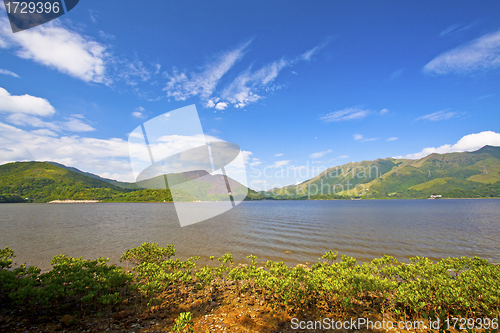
left=0, top=162, right=252, bottom=203
left=0, top=162, right=144, bottom=203
left=2, top=146, right=499, bottom=203
left=266, top=145, right=500, bottom=199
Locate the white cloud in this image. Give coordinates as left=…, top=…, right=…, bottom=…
left=0, top=18, right=109, bottom=83
left=0, top=86, right=93, bottom=132
left=215, top=102, right=227, bottom=110
left=62, top=117, right=95, bottom=132
left=321, top=107, right=371, bottom=122
left=416, top=110, right=458, bottom=121
left=31, top=129, right=57, bottom=137
left=220, top=58, right=289, bottom=108
left=399, top=131, right=500, bottom=159
left=339, top=155, right=349, bottom=159
left=115, top=58, right=152, bottom=86
left=274, top=153, right=283, bottom=157
left=5, top=113, right=95, bottom=132
left=132, top=107, right=145, bottom=118
left=0, top=121, right=134, bottom=181
left=7, top=113, right=59, bottom=130
left=309, top=149, right=332, bottom=159
left=0, top=87, right=55, bottom=116
left=164, top=40, right=328, bottom=109
left=0, top=69, right=20, bottom=78
left=387, top=137, right=398, bottom=141
left=269, top=160, right=291, bottom=168
left=353, top=133, right=379, bottom=142
left=241, top=151, right=261, bottom=167
left=424, top=29, right=500, bottom=75
left=163, top=40, right=251, bottom=101
left=220, top=42, right=328, bottom=109
left=380, top=108, right=389, bottom=115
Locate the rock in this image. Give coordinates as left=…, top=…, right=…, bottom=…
left=210, top=301, right=217, bottom=307
left=61, top=314, right=74, bottom=327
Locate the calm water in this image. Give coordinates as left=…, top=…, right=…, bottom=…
left=0, top=199, right=499, bottom=271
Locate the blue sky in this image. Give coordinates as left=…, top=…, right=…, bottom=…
left=0, top=0, right=499, bottom=189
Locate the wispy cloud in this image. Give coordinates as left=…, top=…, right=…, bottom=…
left=115, top=58, right=152, bottom=86
left=440, top=24, right=461, bottom=37
left=399, top=131, right=500, bottom=159
left=163, top=39, right=329, bottom=109
left=0, top=69, right=20, bottom=78
left=339, top=155, right=349, bottom=159
left=353, top=133, right=379, bottom=142
left=479, top=94, right=495, bottom=100
left=416, top=110, right=458, bottom=121
left=321, top=107, right=371, bottom=122
left=309, top=149, right=332, bottom=159
left=269, top=160, right=291, bottom=168
left=89, top=10, right=98, bottom=24
left=300, top=39, right=331, bottom=61
left=387, top=137, right=398, bottom=141
left=6, top=113, right=95, bottom=132
left=163, top=40, right=252, bottom=102
left=440, top=22, right=477, bottom=37
left=220, top=41, right=330, bottom=109
left=274, top=153, right=283, bottom=157
left=132, top=107, right=145, bottom=118
left=424, top=29, right=500, bottom=75
left=389, top=69, right=404, bottom=81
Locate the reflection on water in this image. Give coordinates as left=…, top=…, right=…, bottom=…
left=0, top=199, right=499, bottom=271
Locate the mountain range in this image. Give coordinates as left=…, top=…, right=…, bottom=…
left=1, top=145, right=499, bottom=203
left=251, top=145, right=500, bottom=200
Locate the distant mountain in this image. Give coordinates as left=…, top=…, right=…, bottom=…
left=260, top=145, right=500, bottom=199
left=2, top=146, right=499, bottom=203
left=136, top=170, right=250, bottom=201
left=46, top=162, right=139, bottom=189
left=0, top=161, right=252, bottom=203
left=0, top=162, right=133, bottom=203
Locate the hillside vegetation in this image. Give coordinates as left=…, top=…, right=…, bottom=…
left=0, top=162, right=173, bottom=203
left=0, top=162, right=250, bottom=203
left=255, top=145, right=500, bottom=200
left=1, top=146, right=499, bottom=203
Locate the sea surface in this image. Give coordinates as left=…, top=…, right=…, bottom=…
left=0, top=199, right=499, bottom=271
